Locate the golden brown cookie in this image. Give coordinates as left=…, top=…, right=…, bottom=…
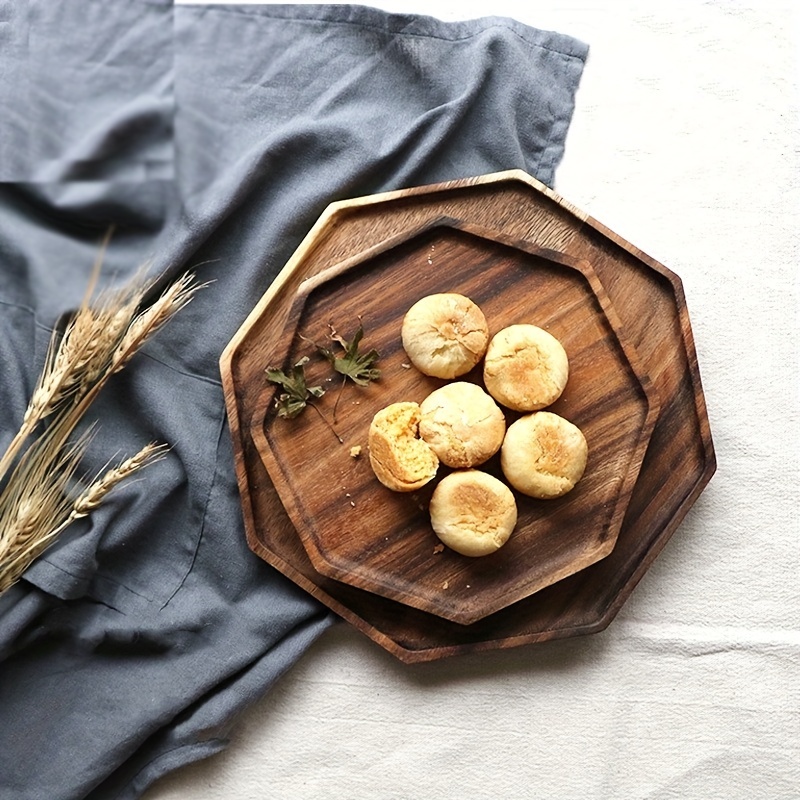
left=368, top=402, right=439, bottom=492
left=401, top=293, right=489, bottom=379
left=500, top=411, right=588, bottom=499
left=429, top=469, right=518, bottom=557
left=419, top=381, right=506, bottom=468
left=483, top=324, right=569, bottom=411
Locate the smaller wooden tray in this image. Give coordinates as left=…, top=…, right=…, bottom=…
left=251, top=220, right=659, bottom=625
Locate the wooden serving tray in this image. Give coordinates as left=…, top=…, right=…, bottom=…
left=251, top=220, right=659, bottom=626
left=220, top=170, right=716, bottom=663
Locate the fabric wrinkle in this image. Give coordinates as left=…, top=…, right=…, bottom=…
left=0, top=4, right=588, bottom=798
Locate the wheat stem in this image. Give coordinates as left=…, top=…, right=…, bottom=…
left=0, top=424, right=88, bottom=592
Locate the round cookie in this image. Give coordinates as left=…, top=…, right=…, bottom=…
left=401, top=293, right=489, bottom=379
left=368, top=402, right=439, bottom=492
left=429, top=470, right=518, bottom=557
left=419, top=381, right=505, bottom=468
left=483, top=324, right=569, bottom=411
left=500, top=411, right=588, bottom=499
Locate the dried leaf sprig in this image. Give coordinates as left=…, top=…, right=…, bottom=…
left=266, top=357, right=342, bottom=443
left=318, top=322, right=381, bottom=388
left=319, top=320, right=381, bottom=422
left=267, top=319, right=381, bottom=440
left=0, top=256, right=205, bottom=596
left=266, top=357, right=325, bottom=420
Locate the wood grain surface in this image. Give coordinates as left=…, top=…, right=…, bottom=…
left=220, top=170, right=716, bottom=663
left=251, top=221, right=658, bottom=625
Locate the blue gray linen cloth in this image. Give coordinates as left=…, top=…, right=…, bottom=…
left=0, top=3, right=588, bottom=798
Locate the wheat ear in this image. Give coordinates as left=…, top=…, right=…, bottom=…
left=0, top=255, right=148, bottom=485
left=71, top=442, right=169, bottom=520
left=112, top=273, right=202, bottom=372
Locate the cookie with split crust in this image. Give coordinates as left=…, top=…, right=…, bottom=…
left=401, top=293, right=489, bottom=379
left=419, top=381, right=505, bottom=468
left=501, top=411, right=588, bottom=499
left=483, top=324, right=568, bottom=411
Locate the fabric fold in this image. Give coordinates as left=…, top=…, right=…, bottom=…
left=0, top=5, right=588, bottom=798
left=0, top=0, right=174, bottom=182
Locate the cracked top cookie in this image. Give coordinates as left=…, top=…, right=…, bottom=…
left=500, top=411, right=588, bottom=499
left=483, top=324, right=569, bottom=411
left=401, top=293, right=489, bottom=379
left=418, top=381, right=505, bottom=469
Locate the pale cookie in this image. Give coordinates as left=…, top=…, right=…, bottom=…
left=429, top=469, right=518, bottom=557
left=500, top=411, right=588, bottom=499
left=419, top=381, right=506, bottom=468
left=483, top=324, right=569, bottom=411
left=368, top=402, right=439, bottom=492
left=401, top=293, right=489, bottom=379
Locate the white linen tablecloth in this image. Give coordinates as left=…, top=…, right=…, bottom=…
left=148, top=2, right=800, bottom=798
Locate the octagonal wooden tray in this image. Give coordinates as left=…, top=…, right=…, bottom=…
left=251, top=220, right=659, bottom=626
left=220, top=170, right=716, bottom=663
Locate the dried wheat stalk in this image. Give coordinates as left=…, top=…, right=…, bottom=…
left=0, top=424, right=88, bottom=594
left=0, top=258, right=203, bottom=596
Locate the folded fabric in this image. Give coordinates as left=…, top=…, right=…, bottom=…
left=0, top=0, right=174, bottom=182
left=0, top=4, right=588, bottom=799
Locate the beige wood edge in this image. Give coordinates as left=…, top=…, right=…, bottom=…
left=219, top=169, right=588, bottom=374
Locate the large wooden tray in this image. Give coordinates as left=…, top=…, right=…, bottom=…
left=220, top=170, right=716, bottom=663
left=251, top=220, right=659, bottom=626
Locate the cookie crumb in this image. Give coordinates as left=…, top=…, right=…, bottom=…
left=400, top=363, right=411, bottom=369
left=442, top=580, right=449, bottom=589
left=349, top=445, right=362, bottom=458
left=433, top=544, right=444, bottom=554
